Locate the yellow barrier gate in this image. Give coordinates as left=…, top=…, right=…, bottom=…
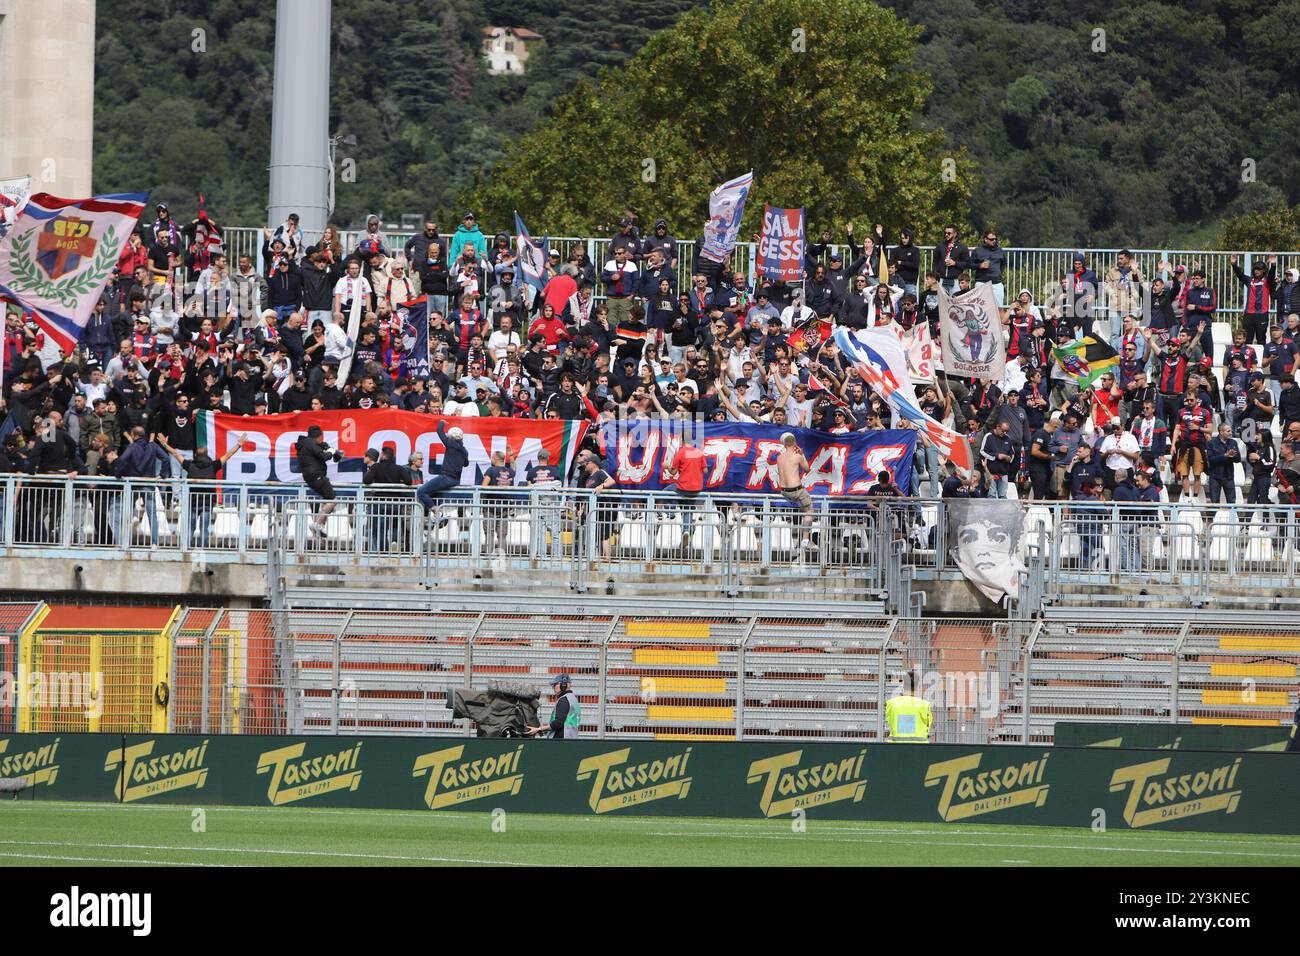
left=17, top=605, right=178, bottom=733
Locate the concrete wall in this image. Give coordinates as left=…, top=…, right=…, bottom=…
left=0, top=551, right=994, bottom=615
left=0, top=554, right=266, bottom=603
left=0, top=0, right=96, bottom=197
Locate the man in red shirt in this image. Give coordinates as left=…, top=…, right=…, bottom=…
left=667, top=434, right=707, bottom=550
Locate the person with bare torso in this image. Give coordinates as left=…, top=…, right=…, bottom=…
left=777, top=432, right=815, bottom=551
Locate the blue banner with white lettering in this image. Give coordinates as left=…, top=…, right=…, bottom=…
left=603, top=421, right=915, bottom=499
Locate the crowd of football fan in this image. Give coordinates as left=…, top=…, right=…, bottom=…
left=1, top=203, right=1298, bottom=518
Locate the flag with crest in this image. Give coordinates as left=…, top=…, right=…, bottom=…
left=0, top=191, right=149, bottom=355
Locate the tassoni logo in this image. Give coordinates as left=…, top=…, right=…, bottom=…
left=104, top=739, right=209, bottom=802
left=0, top=736, right=60, bottom=787
left=412, top=744, right=524, bottom=809
left=1108, top=757, right=1242, bottom=828
left=746, top=750, right=868, bottom=817
left=576, top=748, right=693, bottom=813
left=256, top=741, right=363, bottom=805
left=924, top=752, right=1051, bottom=821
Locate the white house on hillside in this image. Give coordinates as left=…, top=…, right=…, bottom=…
left=482, top=26, right=543, bottom=75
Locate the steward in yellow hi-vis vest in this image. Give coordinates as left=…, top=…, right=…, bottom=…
left=886, top=671, right=932, bottom=742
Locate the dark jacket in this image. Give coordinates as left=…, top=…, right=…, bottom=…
left=295, top=435, right=332, bottom=482
left=114, top=437, right=167, bottom=478
left=364, top=458, right=413, bottom=493
left=298, top=263, right=334, bottom=312
left=435, top=420, right=468, bottom=479
left=641, top=226, right=677, bottom=264
left=277, top=323, right=306, bottom=368
left=417, top=258, right=450, bottom=296
left=980, top=431, right=1013, bottom=475
left=803, top=278, right=839, bottom=318
left=544, top=389, right=585, bottom=420
left=84, top=308, right=116, bottom=355
left=934, top=239, right=970, bottom=281
left=29, top=429, right=82, bottom=474
left=1279, top=384, right=1300, bottom=425
left=839, top=292, right=872, bottom=328
left=267, top=268, right=304, bottom=308
left=889, top=241, right=921, bottom=285
left=1207, top=436, right=1241, bottom=483
left=968, top=243, right=1006, bottom=284
left=1277, top=278, right=1300, bottom=324
left=9, top=381, right=51, bottom=433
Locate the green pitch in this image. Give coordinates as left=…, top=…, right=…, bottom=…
left=1, top=802, right=1297, bottom=866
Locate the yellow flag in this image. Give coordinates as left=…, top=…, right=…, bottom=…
left=879, top=243, right=890, bottom=287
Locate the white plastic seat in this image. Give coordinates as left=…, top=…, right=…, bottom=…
left=212, top=508, right=240, bottom=541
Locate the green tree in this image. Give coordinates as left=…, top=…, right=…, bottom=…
left=460, top=0, right=971, bottom=240
left=1219, top=202, right=1300, bottom=251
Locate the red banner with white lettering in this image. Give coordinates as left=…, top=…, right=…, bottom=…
left=196, top=410, right=588, bottom=484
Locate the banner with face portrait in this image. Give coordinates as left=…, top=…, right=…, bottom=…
left=939, top=283, right=1006, bottom=381
left=945, top=498, right=1026, bottom=603
left=395, top=295, right=432, bottom=380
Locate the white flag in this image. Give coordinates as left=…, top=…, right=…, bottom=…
left=898, top=322, right=937, bottom=386
left=938, top=283, right=1006, bottom=381
left=699, top=171, right=753, bottom=264
left=0, top=176, right=32, bottom=239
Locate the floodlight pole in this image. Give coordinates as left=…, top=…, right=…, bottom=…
left=267, top=0, right=332, bottom=238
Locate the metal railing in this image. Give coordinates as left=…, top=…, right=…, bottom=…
left=220, top=225, right=1300, bottom=317
left=1018, top=620, right=1300, bottom=743
left=162, top=608, right=1035, bottom=743
left=274, top=487, right=893, bottom=608
left=3, top=477, right=1298, bottom=610
left=6, top=601, right=1295, bottom=743
left=143, top=607, right=1300, bottom=743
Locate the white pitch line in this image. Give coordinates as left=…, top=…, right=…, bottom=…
left=8, top=803, right=1298, bottom=849
left=0, top=839, right=549, bottom=867
left=633, top=821, right=1300, bottom=847
left=0, top=851, right=235, bottom=867
left=643, top=832, right=1300, bottom=859
left=458, top=813, right=1300, bottom=846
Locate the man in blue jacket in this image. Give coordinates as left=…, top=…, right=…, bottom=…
left=417, top=420, right=469, bottom=520
left=1206, top=423, right=1242, bottom=505
left=112, top=426, right=169, bottom=545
